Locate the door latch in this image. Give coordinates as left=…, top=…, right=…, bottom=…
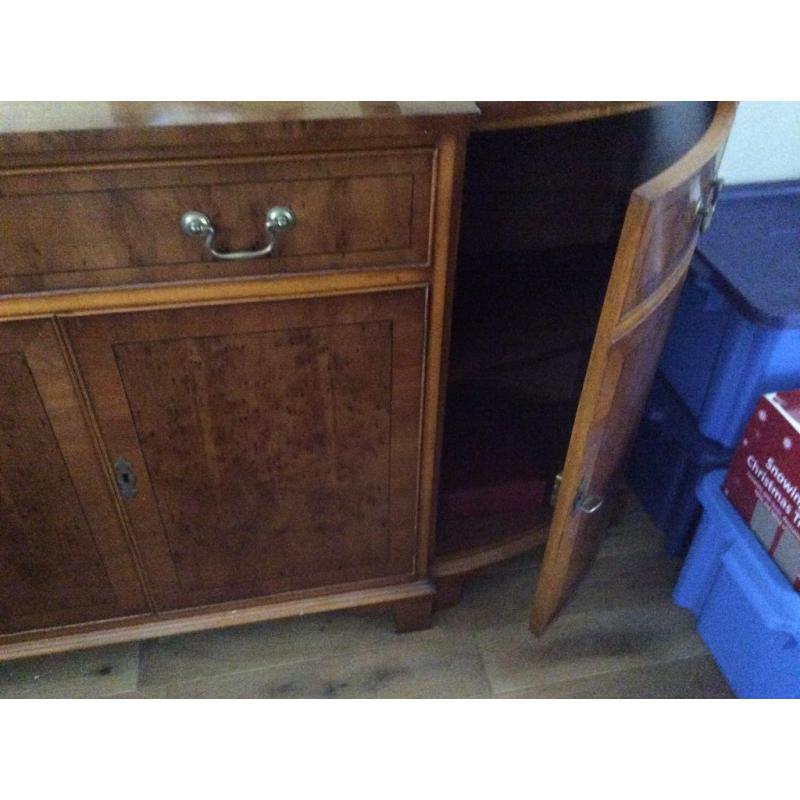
left=572, top=478, right=603, bottom=515
left=114, top=456, right=138, bottom=500
left=552, top=472, right=603, bottom=515
left=693, top=177, right=724, bottom=233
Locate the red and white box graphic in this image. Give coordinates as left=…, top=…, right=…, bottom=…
left=723, top=389, right=800, bottom=590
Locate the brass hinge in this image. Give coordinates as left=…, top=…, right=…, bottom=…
left=550, top=471, right=563, bottom=507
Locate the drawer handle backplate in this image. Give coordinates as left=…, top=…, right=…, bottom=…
left=180, top=206, right=296, bottom=261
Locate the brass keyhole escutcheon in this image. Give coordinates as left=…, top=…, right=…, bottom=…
left=114, top=456, right=138, bottom=500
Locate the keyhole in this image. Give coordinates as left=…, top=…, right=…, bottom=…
left=114, top=457, right=138, bottom=499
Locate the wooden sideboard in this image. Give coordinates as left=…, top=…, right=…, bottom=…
left=0, top=101, right=735, bottom=659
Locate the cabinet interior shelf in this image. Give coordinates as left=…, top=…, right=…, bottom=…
left=434, top=243, right=616, bottom=563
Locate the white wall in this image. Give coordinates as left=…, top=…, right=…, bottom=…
left=719, top=101, right=800, bottom=184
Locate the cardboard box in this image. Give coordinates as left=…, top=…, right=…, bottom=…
left=723, top=390, right=800, bottom=590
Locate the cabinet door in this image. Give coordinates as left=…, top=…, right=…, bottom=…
left=0, top=318, right=148, bottom=636
left=65, top=288, right=426, bottom=611
left=530, top=103, right=736, bottom=633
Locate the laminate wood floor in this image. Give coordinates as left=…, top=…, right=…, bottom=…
left=0, top=496, right=733, bottom=699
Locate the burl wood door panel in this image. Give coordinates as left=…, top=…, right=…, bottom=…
left=65, top=288, right=427, bottom=611
left=530, top=103, right=737, bottom=634
left=0, top=149, right=433, bottom=295
left=0, top=318, right=148, bottom=636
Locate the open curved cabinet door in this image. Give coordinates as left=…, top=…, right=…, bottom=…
left=530, top=102, right=737, bottom=635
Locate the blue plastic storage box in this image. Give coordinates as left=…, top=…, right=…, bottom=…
left=674, top=470, right=800, bottom=699
left=629, top=374, right=732, bottom=555
left=659, top=181, right=800, bottom=449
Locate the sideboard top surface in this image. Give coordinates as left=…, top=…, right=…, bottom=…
left=0, top=101, right=658, bottom=166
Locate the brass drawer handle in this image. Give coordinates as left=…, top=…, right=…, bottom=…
left=180, top=206, right=296, bottom=261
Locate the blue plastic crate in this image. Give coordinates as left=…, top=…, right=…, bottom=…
left=659, top=181, right=800, bottom=449
left=629, top=374, right=732, bottom=556
left=674, top=470, right=800, bottom=699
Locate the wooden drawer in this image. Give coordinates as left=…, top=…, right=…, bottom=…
left=0, top=148, right=434, bottom=295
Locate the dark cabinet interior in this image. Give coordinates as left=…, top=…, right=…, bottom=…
left=435, top=102, right=716, bottom=563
